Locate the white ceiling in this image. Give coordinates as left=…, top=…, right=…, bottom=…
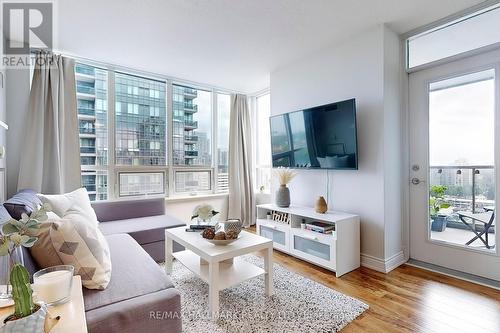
left=56, top=0, right=485, bottom=93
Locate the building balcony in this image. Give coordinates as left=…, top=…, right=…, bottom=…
left=428, top=165, right=495, bottom=251
left=79, top=128, right=96, bottom=135
left=185, top=150, right=198, bottom=157
left=184, top=104, right=198, bottom=113
left=183, top=87, right=198, bottom=98
left=184, top=120, right=198, bottom=129
left=75, top=65, right=95, bottom=76
left=82, top=184, right=97, bottom=192
left=184, top=135, right=198, bottom=142
left=78, top=108, right=95, bottom=116
left=77, top=85, right=95, bottom=95
left=80, top=147, right=96, bottom=154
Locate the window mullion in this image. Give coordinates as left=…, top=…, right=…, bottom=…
left=167, top=79, right=174, bottom=197
left=108, top=70, right=117, bottom=200
left=212, top=89, right=218, bottom=193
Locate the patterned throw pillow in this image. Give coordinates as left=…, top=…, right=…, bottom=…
left=49, top=213, right=112, bottom=289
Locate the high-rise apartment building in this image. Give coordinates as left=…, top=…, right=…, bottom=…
left=172, top=84, right=212, bottom=166
left=114, top=73, right=167, bottom=166
left=76, top=63, right=109, bottom=201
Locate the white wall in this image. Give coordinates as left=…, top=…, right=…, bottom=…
left=382, top=26, right=404, bottom=262
left=165, top=194, right=228, bottom=223
left=270, top=25, right=404, bottom=270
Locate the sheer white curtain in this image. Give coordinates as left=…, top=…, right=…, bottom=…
left=228, top=94, right=255, bottom=227
left=17, top=52, right=81, bottom=194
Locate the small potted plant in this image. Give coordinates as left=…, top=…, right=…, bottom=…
left=429, top=185, right=450, bottom=232
left=274, top=167, right=297, bottom=208
left=0, top=204, right=60, bottom=332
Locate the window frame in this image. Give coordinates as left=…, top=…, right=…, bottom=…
left=252, top=91, right=272, bottom=194
left=404, top=2, right=500, bottom=73
left=74, top=61, right=232, bottom=200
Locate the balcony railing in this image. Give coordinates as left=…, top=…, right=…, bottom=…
left=79, top=127, right=96, bottom=135
left=183, top=87, right=197, bottom=96
left=78, top=108, right=95, bottom=116
left=80, top=147, right=96, bottom=154
left=75, top=65, right=95, bottom=76
left=77, top=85, right=95, bottom=95
left=184, top=135, right=198, bottom=142
left=184, top=120, right=198, bottom=128
left=184, top=103, right=198, bottom=112
left=82, top=184, right=97, bottom=192
left=430, top=165, right=494, bottom=213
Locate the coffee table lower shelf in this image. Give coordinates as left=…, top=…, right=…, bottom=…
left=173, top=250, right=266, bottom=289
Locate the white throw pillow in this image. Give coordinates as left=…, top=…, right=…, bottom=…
left=38, top=188, right=99, bottom=227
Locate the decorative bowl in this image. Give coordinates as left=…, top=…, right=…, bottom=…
left=203, top=235, right=241, bottom=246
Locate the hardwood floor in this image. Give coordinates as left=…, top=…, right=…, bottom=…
left=248, top=226, right=500, bottom=333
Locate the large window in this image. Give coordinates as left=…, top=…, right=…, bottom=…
left=255, top=93, right=271, bottom=192
left=115, top=73, right=167, bottom=166
left=216, top=93, right=230, bottom=192
left=75, top=63, right=230, bottom=200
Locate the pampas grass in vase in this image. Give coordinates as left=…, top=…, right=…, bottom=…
left=274, top=167, right=297, bottom=207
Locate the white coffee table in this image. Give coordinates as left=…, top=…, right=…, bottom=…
left=165, top=227, right=273, bottom=316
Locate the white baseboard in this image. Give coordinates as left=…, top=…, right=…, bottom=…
left=361, top=251, right=406, bottom=273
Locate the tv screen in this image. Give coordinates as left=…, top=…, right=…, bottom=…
left=270, top=99, right=358, bottom=170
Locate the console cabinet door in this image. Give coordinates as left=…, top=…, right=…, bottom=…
left=290, top=229, right=336, bottom=270
left=258, top=222, right=289, bottom=252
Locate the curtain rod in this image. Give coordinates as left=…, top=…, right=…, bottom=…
left=29, top=48, right=255, bottom=96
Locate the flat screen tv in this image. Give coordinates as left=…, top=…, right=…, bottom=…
left=270, top=99, right=358, bottom=170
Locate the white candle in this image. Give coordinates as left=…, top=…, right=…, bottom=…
left=33, top=270, right=72, bottom=304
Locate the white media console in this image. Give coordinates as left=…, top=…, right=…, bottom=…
left=256, top=204, right=360, bottom=277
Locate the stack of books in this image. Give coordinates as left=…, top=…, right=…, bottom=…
left=305, top=221, right=335, bottom=234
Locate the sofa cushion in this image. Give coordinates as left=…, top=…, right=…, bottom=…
left=3, top=189, right=42, bottom=220
left=83, top=233, right=173, bottom=312
left=99, top=215, right=185, bottom=245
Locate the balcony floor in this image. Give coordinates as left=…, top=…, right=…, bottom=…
left=431, top=227, right=496, bottom=251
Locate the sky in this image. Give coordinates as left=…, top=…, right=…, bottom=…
left=429, top=77, right=495, bottom=166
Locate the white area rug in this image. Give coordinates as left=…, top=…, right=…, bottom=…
left=166, top=255, right=368, bottom=332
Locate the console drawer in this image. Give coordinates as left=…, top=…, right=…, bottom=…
left=258, top=222, right=289, bottom=252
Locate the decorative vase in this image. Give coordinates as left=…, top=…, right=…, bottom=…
left=218, top=219, right=243, bottom=235
left=276, top=185, right=290, bottom=208
left=0, top=247, right=24, bottom=299
left=315, top=196, right=328, bottom=214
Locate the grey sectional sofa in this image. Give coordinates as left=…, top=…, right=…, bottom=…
left=3, top=192, right=184, bottom=333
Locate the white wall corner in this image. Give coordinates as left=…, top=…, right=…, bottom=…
left=361, top=250, right=406, bottom=273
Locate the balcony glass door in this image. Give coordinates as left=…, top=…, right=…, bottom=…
left=409, top=50, right=500, bottom=281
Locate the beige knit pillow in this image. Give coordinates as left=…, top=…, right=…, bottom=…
left=49, top=213, right=112, bottom=290
left=29, top=216, right=65, bottom=268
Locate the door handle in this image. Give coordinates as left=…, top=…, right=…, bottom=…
left=411, top=178, right=425, bottom=185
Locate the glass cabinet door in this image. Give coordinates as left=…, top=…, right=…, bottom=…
left=293, top=235, right=330, bottom=261
left=260, top=226, right=286, bottom=246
